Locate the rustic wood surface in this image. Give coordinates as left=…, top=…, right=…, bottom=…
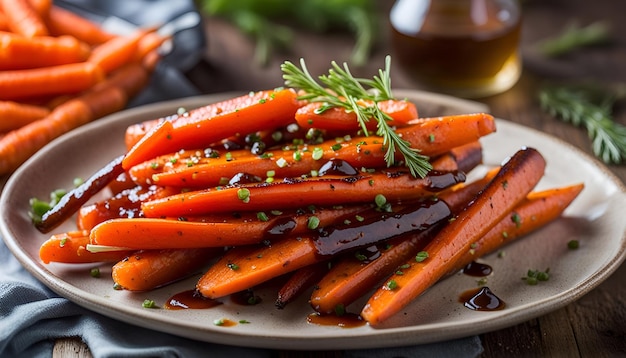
left=54, top=0, right=625, bottom=356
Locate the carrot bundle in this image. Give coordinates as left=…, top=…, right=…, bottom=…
left=0, top=3, right=165, bottom=176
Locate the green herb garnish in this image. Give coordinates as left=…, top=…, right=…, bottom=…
left=282, top=56, right=431, bottom=178
left=538, top=21, right=611, bottom=57
left=539, top=84, right=626, bottom=164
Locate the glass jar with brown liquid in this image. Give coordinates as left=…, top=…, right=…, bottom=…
left=390, top=0, right=522, bottom=98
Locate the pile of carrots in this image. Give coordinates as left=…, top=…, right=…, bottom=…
left=33, top=86, right=584, bottom=326
left=0, top=0, right=169, bottom=175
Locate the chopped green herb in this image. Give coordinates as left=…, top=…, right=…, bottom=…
left=386, top=279, right=398, bottom=290
left=90, top=267, right=100, bottom=278
left=257, top=212, right=269, bottom=221
left=415, top=251, right=429, bottom=262
left=567, top=240, right=580, bottom=249
left=227, top=263, right=240, bottom=270
left=334, top=304, right=346, bottom=316
left=523, top=268, right=550, bottom=285
left=237, top=188, right=251, bottom=203
left=307, top=216, right=320, bottom=229
left=142, top=299, right=157, bottom=308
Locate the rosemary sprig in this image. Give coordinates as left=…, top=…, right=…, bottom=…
left=538, top=21, right=611, bottom=57
left=539, top=85, right=626, bottom=164
left=281, top=56, right=432, bottom=178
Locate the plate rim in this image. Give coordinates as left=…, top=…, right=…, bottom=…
left=1, top=90, right=625, bottom=350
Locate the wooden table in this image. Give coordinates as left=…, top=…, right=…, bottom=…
left=54, top=0, right=625, bottom=356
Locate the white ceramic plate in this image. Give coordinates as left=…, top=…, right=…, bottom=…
left=1, top=91, right=625, bottom=350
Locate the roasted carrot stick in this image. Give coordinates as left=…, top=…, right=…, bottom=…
left=276, top=262, right=330, bottom=309
left=128, top=114, right=492, bottom=188
left=34, top=155, right=125, bottom=233
left=450, top=182, right=584, bottom=273
left=112, top=248, right=221, bottom=291
left=0, top=62, right=104, bottom=101
left=0, top=100, right=50, bottom=132
left=46, top=5, right=115, bottom=45
left=141, top=168, right=465, bottom=218
left=76, top=185, right=179, bottom=231
left=89, top=204, right=372, bottom=249
left=0, top=32, right=90, bottom=70
left=122, top=89, right=302, bottom=170
left=0, top=0, right=48, bottom=37
left=39, top=230, right=132, bottom=264
left=196, top=198, right=452, bottom=299
left=295, top=99, right=418, bottom=131
left=360, top=147, right=546, bottom=325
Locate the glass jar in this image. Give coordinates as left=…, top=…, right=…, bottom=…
left=390, top=0, right=522, bottom=98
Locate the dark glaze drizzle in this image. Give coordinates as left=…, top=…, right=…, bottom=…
left=318, top=158, right=359, bottom=176
left=306, top=312, right=366, bottom=328
left=463, top=261, right=493, bottom=277
left=164, top=290, right=222, bottom=310
left=313, top=199, right=451, bottom=256
left=459, top=287, right=505, bottom=311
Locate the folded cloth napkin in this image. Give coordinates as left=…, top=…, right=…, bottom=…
left=0, top=1, right=484, bottom=357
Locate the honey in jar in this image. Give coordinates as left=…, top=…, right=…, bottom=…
left=390, top=0, right=522, bottom=98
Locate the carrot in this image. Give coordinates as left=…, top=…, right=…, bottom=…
left=112, top=248, right=221, bottom=291
left=196, top=198, right=452, bottom=299
left=27, top=0, right=51, bottom=18
left=0, top=61, right=104, bottom=101
left=0, top=32, right=90, bottom=70
left=276, top=262, right=330, bottom=309
left=0, top=100, right=50, bottom=132
left=76, top=185, right=179, bottom=231
left=121, top=89, right=302, bottom=170
left=39, top=230, right=132, bottom=264
left=46, top=5, right=115, bottom=45
left=88, top=27, right=154, bottom=74
left=0, top=11, right=8, bottom=31
left=0, top=0, right=48, bottom=37
left=128, top=114, right=491, bottom=189
left=89, top=204, right=372, bottom=250
left=133, top=31, right=170, bottom=63
left=0, top=99, right=92, bottom=174
left=295, top=99, right=418, bottom=131
left=360, top=147, right=546, bottom=326
left=34, top=155, right=125, bottom=233
left=140, top=168, right=465, bottom=218
left=450, top=182, right=585, bottom=273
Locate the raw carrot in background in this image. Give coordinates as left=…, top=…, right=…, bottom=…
left=88, top=27, right=155, bottom=74
left=0, top=61, right=104, bottom=100
left=361, top=147, right=546, bottom=325
left=0, top=32, right=90, bottom=70
left=39, top=230, right=132, bottom=264
left=45, top=5, right=114, bottom=45
left=0, top=11, right=8, bottom=31
left=295, top=99, right=418, bottom=131
left=122, top=88, right=302, bottom=170
left=140, top=168, right=465, bottom=218
left=112, top=248, right=222, bottom=292
left=0, top=100, right=50, bottom=132
left=0, top=0, right=48, bottom=37
left=27, top=0, right=51, bottom=18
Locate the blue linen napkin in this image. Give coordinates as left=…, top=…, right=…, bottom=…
left=0, top=1, right=484, bottom=357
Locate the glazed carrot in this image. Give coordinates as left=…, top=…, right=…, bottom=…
left=360, top=147, right=546, bottom=326
left=0, top=32, right=90, bottom=70
left=88, top=27, right=154, bottom=74
left=451, top=182, right=584, bottom=273
left=276, top=262, right=330, bottom=309
left=0, top=100, right=50, bottom=132
left=122, top=89, right=302, bottom=170
left=196, top=198, right=452, bottom=299
left=106, top=172, right=138, bottom=196
left=112, top=248, right=221, bottom=291
left=129, top=114, right=490, bottom=188
left=27, top=0, right=51, bottom=18
left=141, top=168, right=465, bottom=218
left=0, top=11, right=8, bottom=31
left=39, top=230, right=132, bottom=264
left=46, top=5, right=115, bottom=45
left=0, top=0, right=48, bottom=37
left=35, top=155, right=125, bottom=233
left=0, top=62, right=104, bottom=101
left=76, top=185, right=179, bottom=231
left=89, top=204, right=372, bottom=249
left=295, top=99, right=418, bottom=131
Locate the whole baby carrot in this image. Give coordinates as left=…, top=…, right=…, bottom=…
left=0, top=100, right=50, bottom=132
left=0, top=62, right=104, bottom=101
left=360, top=147, right=546, bottom=325
left=39, top=230, right=131, bottom=264
left=46, top=5, right=115, bottom=45
left=0, top=32, right=90, bottom=70
left=122, top=89, right=302, bottom=170
left=140, top=168, right=465, bottom=218
left=0, top=0, right=48, bottom=37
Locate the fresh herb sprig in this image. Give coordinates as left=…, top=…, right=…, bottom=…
left=539, top=84, right=626, bottom=164
left=281, top=56, right=432, bottom=178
